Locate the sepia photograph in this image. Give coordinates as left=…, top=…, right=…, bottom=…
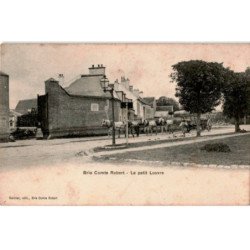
left=0, top=43, right=249, bottom=205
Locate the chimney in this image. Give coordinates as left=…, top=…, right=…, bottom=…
left=129, top=85, right=133, bottom=92
left=139, top=91, right=143, bottom=97
left=133, top=89, right=140, bottom=97
left=121, top=76, right=130, bottom=89
left=89, top=64, right=106, bottom=75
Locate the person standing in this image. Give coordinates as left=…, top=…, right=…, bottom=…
left=179, top=118, right=188, bottom=137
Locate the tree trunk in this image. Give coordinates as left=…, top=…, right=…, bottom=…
left=196, top=112, right=201, bottom=137
left=243, top=115, right=246, bottom=125
left=235, top=117, right=240, bottom=132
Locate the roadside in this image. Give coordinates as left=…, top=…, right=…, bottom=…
left=0, top=124, right=247, bottom=150
left=93, top=131, right=244, bottom=153
left=93, top=133, right=250, bottom=170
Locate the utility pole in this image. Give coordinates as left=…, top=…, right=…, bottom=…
left=111, top=89, right=116, bottom=145
left=101, top=75, right=116, bottom=145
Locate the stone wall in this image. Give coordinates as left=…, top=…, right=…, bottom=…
left=44, top=78, right=121, bottom=138
left=0, top=73, right=9, bottom=142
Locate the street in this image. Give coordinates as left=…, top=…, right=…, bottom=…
left=1, top=125, right=248, bottom=169
left=0, top=125, right=249, bottom=205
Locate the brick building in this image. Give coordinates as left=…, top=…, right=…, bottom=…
left=38, top=65, right=122, bottom=138
left=0, top=71, right=10, bottom=142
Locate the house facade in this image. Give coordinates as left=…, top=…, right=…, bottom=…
left=114, top=77, right=154, bottom=121
left=142, top=97, right=156, bottom=119
left=38, top=65, right=121, bottom=138
left=9, top=110, right=22, bottom=131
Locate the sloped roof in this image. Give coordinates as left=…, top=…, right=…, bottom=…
left=65, top=75, right=111, bottom=98
left=15, top=98, right=37, bottom=115
left=9, top=109, right=22, bottom=117
left=174, top=110, right=190, bottom=116
left=142, top=97, right=155, bottom=107
left=138, top=97, right=151, bottom=106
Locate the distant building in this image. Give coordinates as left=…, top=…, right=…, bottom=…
left=155, top=105, right=173, bottom=118
left=0, top=71, right=10, bottom=142
left=15, top=98, right=37, bottom=115
left=114, top=77, right=153, bottom=120
left=142, top=97, right=156, bottom=118
left=9, top=110, right=22, bottom=131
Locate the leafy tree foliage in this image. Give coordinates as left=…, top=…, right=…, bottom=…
left=170, top=60, right=227, bottom=136
left=245, top=67, right=250, bottom=116
left=222, top=70, right=249, bottom=132
left=156, top=96, right=180, bottom=111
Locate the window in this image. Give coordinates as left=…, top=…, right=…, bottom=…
left=91, top=103, right=99, bottom=111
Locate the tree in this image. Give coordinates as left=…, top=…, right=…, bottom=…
left=170, top=60, right=227, bottom=136
left=156, top=96, right=180, bottom=111
left=245, top=67, right=250, bottom=116
left=222, top=70, right=248, bottom=132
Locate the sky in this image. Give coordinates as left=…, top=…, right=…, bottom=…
left=1, top=43, right=250, bottom=109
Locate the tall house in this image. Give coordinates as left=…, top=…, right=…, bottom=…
left=0, top=71, right=10, bottom=142
left=37, top=65, right=121, bottom=139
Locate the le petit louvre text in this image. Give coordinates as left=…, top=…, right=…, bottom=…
left=83, top=170, right=165, bottom=176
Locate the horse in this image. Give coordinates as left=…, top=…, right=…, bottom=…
left=165, top=119, right=176, bottom=135
left=179, top=119, right=197, bottom=137
left=101, top=119, right=125, bottom=138
left=155, top=117, right=166, bottom=133
left=200, top=118, right=212, bottom=131
left=143, top=119, right=158, bottom=135
left=128, top=120, right=142, bottom=137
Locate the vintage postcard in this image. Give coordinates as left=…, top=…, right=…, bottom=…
left=0, top=43, right=249, bottom=205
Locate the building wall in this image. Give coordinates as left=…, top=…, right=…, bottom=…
left=9, top=111, right=21, bottom=131
left=114, top=80, right=150, bottom=120
left=43, top=79, right=121, bottom=138
left=145, top=106, right=155, bottom=119
left=0, top=73, right=9, bottom=142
